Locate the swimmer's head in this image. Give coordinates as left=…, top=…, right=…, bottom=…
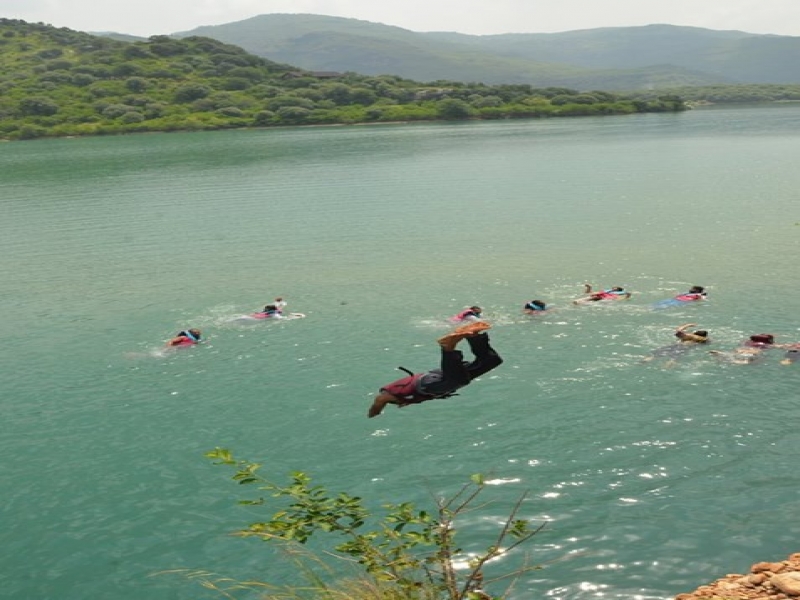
left=470, top=306, right=482, bottom=314
left=748, top=333, right=774, bottom=346
left=690, top=286, right=705, bottom=294
left=694, top=330, right=708, bottom=339
left=530, top=300, right=546, bottom=310
left=611, top=287, right=624, bottom=291
left=188, top=328, right=202, bottom=338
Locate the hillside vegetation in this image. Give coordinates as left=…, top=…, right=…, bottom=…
left=0, top=19, right=686, bottom=141
left=176, top=15, right=800, bottom=89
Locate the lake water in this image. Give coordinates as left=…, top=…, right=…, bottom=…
left=1, top=105, right=799, bottom=600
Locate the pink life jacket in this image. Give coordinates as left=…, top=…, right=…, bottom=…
left=381, top=373, right=431, bottom=403
left=594, top=292, right=617, bottom=300
left=451, top=309, right=477, bottom=322
left=675, top=293, right=703, bottom=302
left=171, top=330, right=200, bottom=346
left=744, top=334, right=774, bottom=348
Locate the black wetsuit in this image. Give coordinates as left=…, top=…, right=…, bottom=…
left=380, top=333, right=503, bottom=403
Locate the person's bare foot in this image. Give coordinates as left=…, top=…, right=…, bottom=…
left=437, top=332, right=467, bottom=351
left=438, top=322, right=491, bottom=351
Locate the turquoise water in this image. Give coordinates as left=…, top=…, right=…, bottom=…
left=1, top=105, right=799, bottom=599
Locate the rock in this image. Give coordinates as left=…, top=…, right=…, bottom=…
left=754, top=562, right=785, bottom=574
left=772, top=572, right=800, bottom=595
left=676, top=553, right=800, bottom=600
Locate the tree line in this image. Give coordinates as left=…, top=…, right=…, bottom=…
left=0, top=19, right=686, bottom=141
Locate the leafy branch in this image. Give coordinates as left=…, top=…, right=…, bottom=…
left=205, top=448, right=547, bottom=599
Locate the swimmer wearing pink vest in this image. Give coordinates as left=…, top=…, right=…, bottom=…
left=450, top=306, right=483, bottom=322
left=574, top=283, right=631, bottom=304
left=710, top=333, right=776, bottom=364
left=166, top=328, right=201, bottom=347
left=256, top=304, right=283, bottom=318
left=674, top=286, right=707, bottom=302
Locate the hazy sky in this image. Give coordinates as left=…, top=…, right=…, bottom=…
left=3, top=0, right=800, bottom=38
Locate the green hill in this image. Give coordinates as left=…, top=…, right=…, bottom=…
left=427, top=24, right=800, bottom=84
left=0, top=18, right=687, bottom=141
left=176, top=15, right=800, bottom=88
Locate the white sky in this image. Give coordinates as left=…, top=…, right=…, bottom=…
left=2, top=0, right=800, bottom=38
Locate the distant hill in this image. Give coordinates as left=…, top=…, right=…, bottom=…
left=175, top=14, right=800, bottom=89
left=0, top=18, right=688, bottom=141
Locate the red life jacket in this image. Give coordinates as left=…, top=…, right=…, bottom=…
left=381, top=373, right=431, bottom=403
left=451, top=309, right=477, bottom=322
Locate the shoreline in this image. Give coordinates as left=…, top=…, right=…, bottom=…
left=677, top=553, right=800, bottom=599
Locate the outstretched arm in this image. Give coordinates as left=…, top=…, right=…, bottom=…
left=368, top=391, right=397, bottom=418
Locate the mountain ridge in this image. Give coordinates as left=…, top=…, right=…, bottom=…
left=170, top=14, right=800, bottom=89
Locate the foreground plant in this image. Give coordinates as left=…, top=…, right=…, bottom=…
left=203, top=447, right=546, bottom=599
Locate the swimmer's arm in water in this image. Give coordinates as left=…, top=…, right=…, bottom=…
left=674, top=323, right=706, bottom=343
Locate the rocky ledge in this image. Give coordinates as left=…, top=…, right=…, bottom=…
left=677, top=554, right=800, bottom=600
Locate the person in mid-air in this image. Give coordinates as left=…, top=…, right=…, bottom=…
left=523, top=300, right=548, bottom=314
left=450, top=306, right=483, bottom=322
left=644, top=323, right=708, bottom=367
left=368, top=322, right=502, bottom=418
left=574, top=283, right=631, bottom=304
left=166, top=328, right=202, bottom=347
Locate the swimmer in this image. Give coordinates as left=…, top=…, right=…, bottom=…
left=674, top=286, right=707, bottom=302
left=673, top=322, right=709, bottom=344
left=574, top=283, right=631, bottom=304
left=643, top=323, right=708, bottom=367
left=710, top=333, right=776, bottom=364
left=523, top=300, right=548, bottom=314
left=368, top=322, right=502, bottom=418
left=166, top=328, right=202, bottom=347
left=781, top=345, right=800, bottom=365
left=257, top=304, right=284, bottom=318
left=450, top=306, right=483, bottom=323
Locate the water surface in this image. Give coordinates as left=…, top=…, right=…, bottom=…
left=1, top=105, right=799, bottom=599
